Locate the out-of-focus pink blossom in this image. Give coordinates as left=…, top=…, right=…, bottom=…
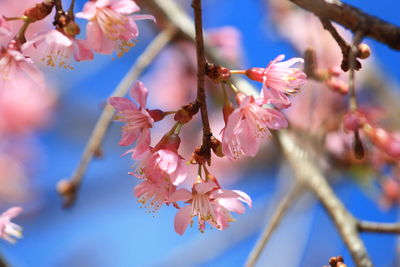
left=76, top=0, right=155, bottom=55
left=109, top=81, right=154, bottom=155
left=207, top=26, right=242, bottom=64
left=247, top=55, right=306, bottom=109
left=0, top=40, right=44, bottom=91
left=221, top=93, right=288, bottom=160
left=22, top=29, right=93, bottom=69
left=170, top=180, right=251, bottom=235
left=0, top=15, right=11, bottom=36
left=0, top=207, right=23, bottom=244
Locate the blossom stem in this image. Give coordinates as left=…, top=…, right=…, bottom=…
left=192, top=0, right=212, bottom=163
left=4, top=16, right=25, bottom=21
left=15, top=20, right=31, bottom=44
left=226, top=79, right=239, bottom=93
left=230, top=70, right=246, bottom=74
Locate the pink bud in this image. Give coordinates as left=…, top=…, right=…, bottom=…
left=148, top=109, right=166, bottom=122
left=245, top=68, right=264, bottom=83
left=343, top=111, right=365, bottom=132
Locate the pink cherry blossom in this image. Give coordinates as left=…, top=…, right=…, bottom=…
left=0, top=40, right=44, bottom=91
left=170, top=180, right=252, bottom=235
left=76, top=0, right=155, bottom=55
left=0, top=15, right=11, bottom=36
left=22, top=29, right=93, bottom=69
left=0, top=206, right=23, bottom=244
left=221, top=93, right=288, bottom=160
left=247, top=55, right=306, bottom=109
left=109, top=81, right=154, bottom=154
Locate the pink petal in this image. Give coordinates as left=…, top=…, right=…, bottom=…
left=131, top=14, right=157, bottom=24
left=233, top=190, right=252, bottom=208
left=73, top=39, right=94, bottom=61
left=111, top=0, right=141, bottom=14
left=75, top=2, right=97, bottom=19
left=218, top=198, right=245, bottom=214
left=130, top=81, right=148, bottom=108
left=174, top=205, right=192, bottom=235
left=119, top=128, right=140, bottom=146
left=169, top=188, right=192, bottom=202
left=210, top=189, right=240, bottom=199
left=194, top=180, right=217, bottom=195
left=170, top=159, right=188, bottom=186
left=86, top=22, right=115, bottom=54
left=2, top=207, right=22, bottom=219
left=109, top=97, right=138, bottom=111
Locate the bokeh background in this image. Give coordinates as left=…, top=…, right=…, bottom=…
left=1, top=0, right=400, bottom=266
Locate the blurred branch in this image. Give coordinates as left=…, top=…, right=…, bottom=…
left=0, top=254, right=9, bottom=267
left=59, top=25, right=177, bottom=208
left=288, top=0, right=400, bottom=50
left=358, top=221, right=400, bottom=234
left=279, top=131, right=373, bottom=267
left=245, top=182, right=304, bottom=267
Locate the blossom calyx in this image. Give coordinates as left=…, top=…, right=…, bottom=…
left=154, top=133, right=181, bottom=152
left=343, top=111, right=366, bottom=132
left=148, top=109, right=167, bottom=122
left=210, top=137, right=224, bottom=158
left=205, top=63, right=231, bottom=82
left=24, top=0, right=54, bottom=22
left=174, top=102, right=200, bottom=124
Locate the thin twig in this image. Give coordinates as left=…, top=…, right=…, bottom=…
left=192, top=0, right=212, bottom=163
left=348, top=30, right=364, bottom=111
left=289, top=0, right=400, bottom=50
left=358, top=221, right=400, bottom=234
left=245, top=183, right=304, bottom=267
left=59, top=26, right=177, bottom=207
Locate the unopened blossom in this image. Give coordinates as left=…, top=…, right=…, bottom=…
left=109, top=81, right=154, bottom=157
left=76, top=0, right=155, bottom=55
left=0, top=40, right=44, bottom=90
left=221, top=93, right=288, bottom=160
left=170, top=180, right=252, bottom=235
left=22, top=29, right=93, bottom=69
left=0, top=207, right=23, bottom=244
left=247, top=55, right=306, bottom=109
left=0, top=15, right=11, bottom=36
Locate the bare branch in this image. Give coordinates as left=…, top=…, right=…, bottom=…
left=245, top=183, right=304, bottom=267
left=289, top=0, right=400, bottom=50
left=358, top=221, right=400, bottom=234
left=59, top=25, right=177, bottom=207
left=279, top=131, right=372, bottom=267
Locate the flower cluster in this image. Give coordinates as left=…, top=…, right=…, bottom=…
left=110, top=53, right=306, bottom=234
left=0, top=207, right=23, bottom=244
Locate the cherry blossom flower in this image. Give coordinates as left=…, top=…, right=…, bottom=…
left=22, top=29, right=93, bottom=70
left=76, top=0, right=155, bottom=55
left=0, top=206, right=23, bottom=244
left=221, top=93, right=288, bottom=160
left=247, top=55, right=306, bottom=109
left=0, top=40, right=44, bottom=91
left=109, top=81, right=154, bottom=157
left=0, top=15, right=11, bottom=36
left=170, top=180, right=252, bottom=235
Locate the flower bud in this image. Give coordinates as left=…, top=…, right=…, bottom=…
left=205, top=63, right=231, bottom=82
left=245, top=67, right=264, bottom=83
left=155, top=133, right=181, bottom=152
left=210, top=136, right=224, bottom=157
left=353, top=130, right=366, bottom=161
left=357, top=43, right=371, bottom=59
left=148, top=109, right=166, bottom=122
left=343, top=111, right=365, bottom=132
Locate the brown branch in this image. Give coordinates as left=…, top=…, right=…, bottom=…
left=0, top=253, right=9, bottom=267
left=192, top=0, right=212, bottom=163
left=358, top=221, right=400, bottom=234
left=58, top=26, right=177, bottom=207
left=245, top=183, right=304, bottom=267
left=288, top=0, right=400, bottom=50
